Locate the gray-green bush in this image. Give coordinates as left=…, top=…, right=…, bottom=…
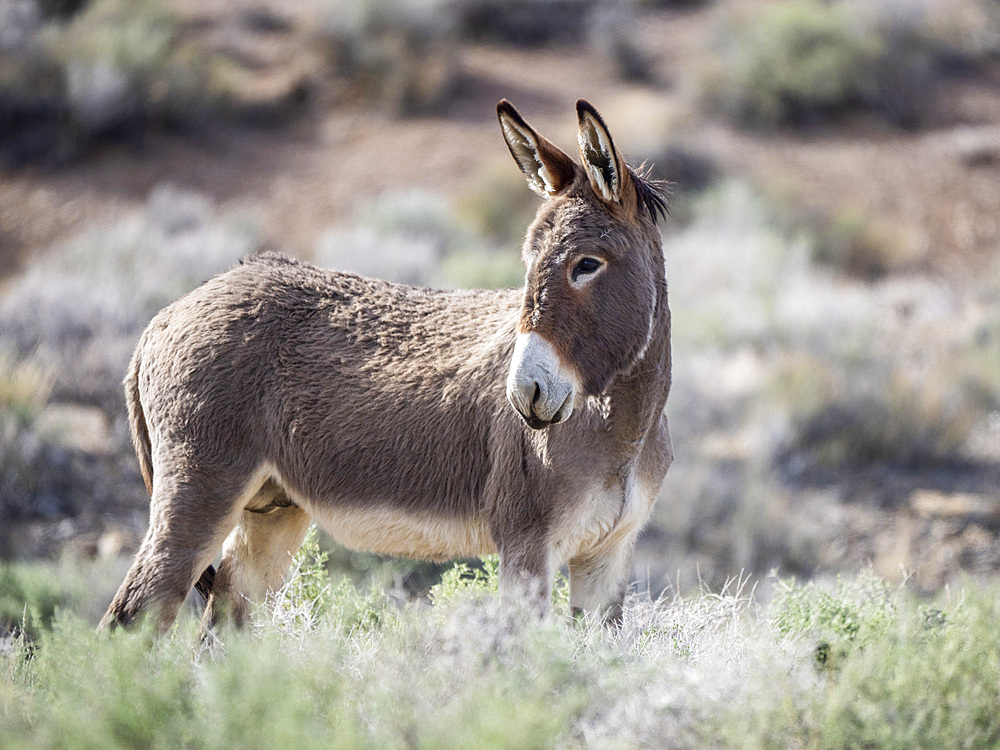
left=315, top=0, right=459, bottom=115
left=777, top=358, right=976, bottom=470
left=649, top=179, right=997, bottom=589
left=0, top=0, right=240, bottom=162
left=3, top=557, right=1000, bottom=749
left=702, top=0, right=1000, bottom=128
left=315, top=188, right=525, bottom=290
left=0, top=185, right=257, bottom=412
left=0, top=187, right=257, bottom=544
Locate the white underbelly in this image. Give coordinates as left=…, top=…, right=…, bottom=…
left=306, top=502, right=497, bottom=561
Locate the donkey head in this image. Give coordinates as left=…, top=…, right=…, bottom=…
left=498, top=99, right=668, bottom=430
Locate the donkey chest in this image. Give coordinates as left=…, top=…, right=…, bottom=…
left=551, top=468, right=654, bottom=563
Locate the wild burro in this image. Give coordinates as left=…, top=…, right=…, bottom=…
left=100, top=99, right=673, bottom=633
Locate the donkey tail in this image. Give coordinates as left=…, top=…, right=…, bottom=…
left=124, top=346, right=154, bottom=497
left=124, top=346, right=218, bottom=602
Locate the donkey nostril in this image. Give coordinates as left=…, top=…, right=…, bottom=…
left=531, top=383, right=541, bottom=406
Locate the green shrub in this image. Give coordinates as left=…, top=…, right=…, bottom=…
left=5, top=564, right=1000, bottom=749
left=0, top=0, right=245, bottom=162
left=722, top=579, right=1000, bottom=749
left=0, top=565, right=69, bottom=639
left=44, top=0, right=232, bottom=135
left=702, top=0, right=1000, bottom=128
left=316, top=187, right=528, bottom=290
left=703, top=0, right=881, bottom=127
left=1, top=186, right=255, bottom=411
left=428, top=556, right=499, bottom=605
left=438, top=249, right=524, bottom=290
left=757, top=185, right=922, bottom=278
left=806, top=591, right=1000, bottom=749
left=770, top=353, right=978, bottom=471
left=0, top=353, right=52, bottom=428
left=0, top=189, right=255, bottom=546
left=0, top=354, right=59, bottom=528
left=453, top=159, right=540, bottom=247
left=455, top=0, right=654, bottom=83
left=961, top=320, right=1000, bottom=414
left=790, top=372, right=973, bottom=470
left=0, top=556, right=156, bottom=641
left=315, top=0, right=458, bottom=115
left=809, top=205, right=920, bottom=279
left=772, top=570, right=897, bottom=670
left=266, top=525, right=334, bottom=634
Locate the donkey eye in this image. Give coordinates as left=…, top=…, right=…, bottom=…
left=571, top=257, right=603, bottom=281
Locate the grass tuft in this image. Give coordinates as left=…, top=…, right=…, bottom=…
left=3, top=558, right=1000, bottom=748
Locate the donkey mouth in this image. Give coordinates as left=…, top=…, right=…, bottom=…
left=506, top=331, right=579, bottom=430
left=511, top=391, right=573, bottom=430
left=522, top=413, right=552, bottom=430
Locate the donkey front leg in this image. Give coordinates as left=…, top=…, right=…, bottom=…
left=202, top=494, right=311, bottom=632
left=568, top=535, right=638, bottom=626
left=496, top=536, right=554, bottom=618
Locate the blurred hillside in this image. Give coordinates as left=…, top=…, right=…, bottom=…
left=1, top=0, right=998, bottom=598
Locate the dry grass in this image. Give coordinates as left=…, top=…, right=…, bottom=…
left=0, top=353, right=53, bottom=426
left=3, top=553, right=1000, bottom=749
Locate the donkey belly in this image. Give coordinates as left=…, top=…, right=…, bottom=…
left=303, top=500, right=497, bottom=561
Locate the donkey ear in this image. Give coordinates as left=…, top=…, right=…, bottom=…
left=576, top=99, right=628, bottom=206
left=497, top=100, right=576, bottom=198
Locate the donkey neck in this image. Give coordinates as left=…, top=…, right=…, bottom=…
left=595, top=273, right=671, bottom=459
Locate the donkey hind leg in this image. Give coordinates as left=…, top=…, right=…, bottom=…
left=568, top=534, right=638, bottom=626
left=98, top=471, right=255, bottom=633
left=201, top=481, right=311, bottom=631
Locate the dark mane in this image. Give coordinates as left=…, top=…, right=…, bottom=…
left=628, top=163, right=670, bottom=223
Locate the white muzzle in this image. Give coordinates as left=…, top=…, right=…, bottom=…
left=506, top=332, right=580, bottom=429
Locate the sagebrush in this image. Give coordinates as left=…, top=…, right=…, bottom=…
left=2, top=557, right=1000, bottom=749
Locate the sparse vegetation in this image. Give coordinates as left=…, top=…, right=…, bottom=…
left=588, top=2, right=656, bottom=83
left=316, top=188, right=526, bottom=289
left=0, top=352, right=53, bottom=428
left=0, top=185, right=257, bottom=411
left=702, top=0, right=1000, bottom=128
left=2, top=557, right=1000, bottom=749
left=702, top=0, right=880, bottom=127
left=438, top=248, right=524, bottom=290
left=0, top=187, right=257, bottom=554
left=454, top=0, right=597, bottom=47
left=0, top=0, right=245, bottom=162
left=315, top=0, right=459, bottom=116
left=652, top=180, right=998, bottom=589
left=783, top=364, right=975, bottom=470
left=808, top=205, right=920, bottom=279
left=1, top=1, right=999, bottom=743
left=453, top=159, right=540, bottom=248
left=771, top=569, right=898, bottom=669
